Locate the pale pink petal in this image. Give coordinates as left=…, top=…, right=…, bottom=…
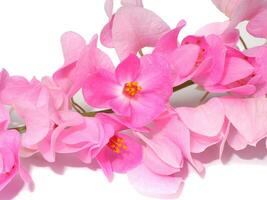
left=221, top=97, right=267, bottom=144
left=176, top=98, right=225, bottom=137
left=227, top=125, right=248, bottom=150
left=60, top=31, right=86, bottom=66
left=104, top=0, right=113, bottom=19
left=100, top=17, right=114, bottom=48
left=128, top=164, right=183, bottom=198
left=247, top=10, right=267, bottom=38
left=121, top=0, right=143, bottom=6
left=112, top=6, right=170, bottom=60
left=63, top=35, right=115, bottom=97
left=136, top=132, right=183, bottom=175
left=196, top=21, right=239, bottom=45
left=212, top=0, right=241, bottom=17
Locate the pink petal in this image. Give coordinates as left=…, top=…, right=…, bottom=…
left=112, top=6, right=170, bottom=60
left=115, top=54, right=141, bottom=84
left=0, top=103, right=9, bottom=130
left=136, top=132, right=183, bottom=175
left=130, top=93, right=166, bottom=127
left=111, top=134, right=142, bottom=173
left=155, top=113, right=205, bottom=173
left=169, top=44, right=200, bottom=84
left=154, top=20, right=186, bottom=54
left=247, top=9, right=267, bottom=38
left=110, top=95, right=131, bottom=116
left=137, top=54, right=172, bottom=99
left=128, top=164, right=183, bottom=198
left=220, top=57, right=254, bottom=85
left=82, top=69, right=119, bottom=108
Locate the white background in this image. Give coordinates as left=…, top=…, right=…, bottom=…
left=0, top=0, right=267, bottom=200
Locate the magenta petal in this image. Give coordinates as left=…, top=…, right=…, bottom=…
left=0, top=104, right=9, bottom=130
left=112, top=6, right=170, bottom=60
left=130, top=93, right=166, bottom=127
left=137, top=54, right=172, bottom=99
left=83, top=69, right=119, bottom=108
left=111, top=134, right=142, bottom=173
left=128, top=164, right=183, bottom=198
left=169, top=44, right=200, bottom=84
left=154, top=20, right=186, bottom=54
left=115, top=54, right=141, bottom=84
left=96, top=149, right=114, bottom=181
left=221, top=57, right=254, bottom=85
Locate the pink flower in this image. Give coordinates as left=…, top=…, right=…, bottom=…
left=101, top=2, right=170, bottom=60
left=128, top=111, right=204, bottom=197
left=212, top=0, right=267, bottom=38
left=83, top=54, right=172, bottom=127
left=56, top=113, right=142, bottom=181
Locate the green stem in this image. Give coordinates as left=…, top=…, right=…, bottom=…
left=173, top=80, right=194, bottom=92
left=82, top=109, right=113, bottom=117
left=9, top=126, right=26, bottom=134
left=239, top=36, right=248, bottom=50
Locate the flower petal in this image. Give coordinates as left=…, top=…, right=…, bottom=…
left=112, top=6, right=170, bottom=60
left=128, top=164, right=183, bottom=198
left=115, top=54, right=141, bottom=84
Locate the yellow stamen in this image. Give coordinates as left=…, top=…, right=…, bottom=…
left=107, top=135, right=128, bottom=154
left=123, top=81, right=142, bottom=97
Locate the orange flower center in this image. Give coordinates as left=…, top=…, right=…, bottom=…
left=123, top=81, right=142, bottom=97
left=107, top=135, right=128, bottom=154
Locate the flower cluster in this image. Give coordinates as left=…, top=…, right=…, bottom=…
left=1, top=0, right=267, bottom=198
